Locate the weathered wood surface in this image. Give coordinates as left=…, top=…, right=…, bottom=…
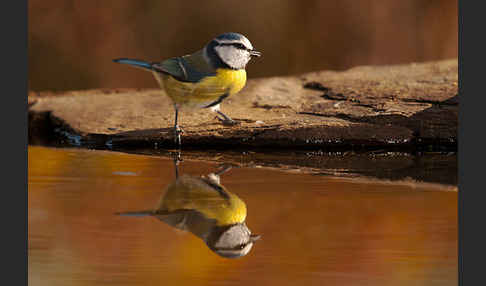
left=29, top=59, right=458, bottom=151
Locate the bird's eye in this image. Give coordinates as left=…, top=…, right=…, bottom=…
left=234, top=43, right=246, bottom=50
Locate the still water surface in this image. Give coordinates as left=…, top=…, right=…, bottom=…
left=29, top=146, right=457, bottom=285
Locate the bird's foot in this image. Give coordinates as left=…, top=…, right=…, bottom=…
left=215, top=110, right=240, bottom=126
left=171, top=150, right=183, bottom=164
left=215, top=115, right=240, bottom=126
left=173, top=125, right=184, bottom=147
left=174, top=125, right=185, bottom=134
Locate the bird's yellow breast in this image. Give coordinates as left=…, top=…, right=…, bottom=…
left=206, top=68, right=247, bottom=95
left=158, top=69, right=247, bottom=107
left=158, top=176, right=247, bottom=226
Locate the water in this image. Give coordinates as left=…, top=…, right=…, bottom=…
left=29, top=146, right=457, bottom=285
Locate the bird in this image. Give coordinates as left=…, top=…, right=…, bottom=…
left=116, top=163, right=261, bottom=259
left=113, top=32, right=262, bottom=146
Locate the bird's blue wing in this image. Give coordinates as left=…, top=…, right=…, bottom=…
left=152, top=50, right=217, bottom=83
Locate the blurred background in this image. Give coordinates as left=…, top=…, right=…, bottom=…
left=28, top=0, right=457, bottom=91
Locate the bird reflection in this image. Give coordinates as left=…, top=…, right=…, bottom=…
left=116, top=158, right=260, bottom=259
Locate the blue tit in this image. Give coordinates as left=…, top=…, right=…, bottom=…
left=113, top=32, right=262, bottom=146
left=116, top=164, right=261, bottom=259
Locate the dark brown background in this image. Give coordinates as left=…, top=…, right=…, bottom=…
left=28, top=0, right=457, bottom=91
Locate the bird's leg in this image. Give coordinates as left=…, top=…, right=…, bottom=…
left=205, top=164, right=237, bottom=184
left=173, top=104, right=184, bottom=147
left=214, top=164, right=236, bottom=176
left=171, top=151, right=182, bottom=179
left=215, top=110, right=240, bottom=126
left=209, top=103, right=239, bottom=126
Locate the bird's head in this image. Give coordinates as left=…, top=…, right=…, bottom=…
left=207, top=223, right=261, bottom=258
left=205, top=32, right=261, bottom=70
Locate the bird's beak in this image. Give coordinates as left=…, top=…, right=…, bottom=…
left=249, top=50, right=262, bottom=57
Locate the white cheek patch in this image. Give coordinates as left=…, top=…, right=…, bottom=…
left=214, top=46, right=250, bottom=70
left=214, top=46, right=233, bottom=64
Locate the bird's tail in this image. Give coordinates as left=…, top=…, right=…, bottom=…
left=113, top=58, right=153, bottom=71
left=115, top=210, right=154, bottom=217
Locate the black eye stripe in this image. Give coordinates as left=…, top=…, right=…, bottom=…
left=219, top=42, right=248, bottom=50
left=237, top=243, right=247, bottom=250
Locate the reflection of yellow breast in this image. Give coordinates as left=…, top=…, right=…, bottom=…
left=156, top=69, right=247, bottom=107
left=157, top=175, right=247, bottom=226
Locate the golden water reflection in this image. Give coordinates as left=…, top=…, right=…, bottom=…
left=28, top=146, right=457, bottom=286
left=116, top=162, right=260, bottom=258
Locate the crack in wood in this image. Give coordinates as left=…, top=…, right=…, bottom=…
left=252, top=102, right=292, bottom=110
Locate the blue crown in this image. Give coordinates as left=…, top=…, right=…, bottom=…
left=215, top=32, right=245, bottom=41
